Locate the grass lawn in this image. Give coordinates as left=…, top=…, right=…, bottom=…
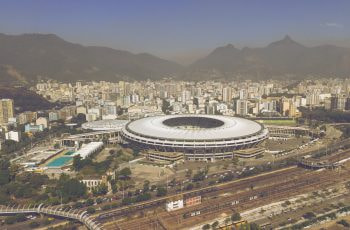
left=258, top=119, right=297, bottom=126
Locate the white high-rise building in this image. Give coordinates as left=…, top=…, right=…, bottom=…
left=222, top=87, right=232, bottom=102
left=235, top=99, right=248, bottom=116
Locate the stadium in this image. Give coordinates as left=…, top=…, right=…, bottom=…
left=121, top=115, right=269, bottom=160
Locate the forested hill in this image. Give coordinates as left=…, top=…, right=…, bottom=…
left=0, top=85, right=57, bottom=112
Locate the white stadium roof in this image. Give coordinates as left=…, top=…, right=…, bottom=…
left=125, top=115, right=263, bottom=141
left=82, top=119, right=128, bottom=131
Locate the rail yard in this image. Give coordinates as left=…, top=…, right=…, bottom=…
left=94, top=152, right=350, bottom=230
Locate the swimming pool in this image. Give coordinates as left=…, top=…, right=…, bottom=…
left=46, top=156, right=72, bottom=168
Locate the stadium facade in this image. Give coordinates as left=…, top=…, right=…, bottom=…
left=121, top=115, right=269, bottom=160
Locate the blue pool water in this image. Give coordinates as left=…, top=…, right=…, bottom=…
left=46, top=156, right=72, bottom=167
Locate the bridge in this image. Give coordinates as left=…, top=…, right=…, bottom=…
left=0, top=204, right=102, bottom=230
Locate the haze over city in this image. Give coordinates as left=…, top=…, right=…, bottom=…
left=1, top=1, right=350, bottom=230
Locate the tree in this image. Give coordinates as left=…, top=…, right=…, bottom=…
left=93, top=184, right=108, bottom=196
left=86, top=207, right=96, bottom=214
left=54, top=143, right=60, bottom=149
left=132, top=149, right=140, bottom=157
left=231, top=212, right=241, bottom=222
left=337, top=219, right=350, bottom=227
left=122, top=197, right=134, bottom=205
left=73, top=202, right=84, bottom=209
left=0, top=169, right=10, bottom=185
left=14, top=213, right=26, bottom=222
left=0, top=159, right=10, bottom=186
left=86, top=198, right=94, bottom=206
left=28, top=173, right=49, bottom=187
left=71, top=113, right=86, bottom=125
left=136, top=193, right=151, bottom=202
left=56, top=175, right=86, bottom=201
left=96, top=197, right=103, bottom=204
left=156, top=187, right=167, bottom=197
left=249, top=222, right=260, bottom=230
left=5, top=216, right=16, bottom=225
left=302, top=212, right=316, bottom=219
left=211, top=221, right=219, bottom=229
left=202, top=224, right=210, bottom=230
left=193, top=171, right=206, bottom=182
left=29, top=221, right=40, bottom=228
left=72, top=155, right=84, bottom=171
left=143, top=180, right=150, bottom=192
left=185, top=183, right=194, bottom=191
left=109, top=149, right=116, bottom=155
left=119, top=167, right=132, bottom=178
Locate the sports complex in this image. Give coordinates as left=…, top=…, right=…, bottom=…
left=120, top=115, right=269, bottom=160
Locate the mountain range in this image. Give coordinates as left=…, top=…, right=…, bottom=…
left=189, top=35, right=350, bottom=79
left=0, top=33, right=350, bottom=84
left=0, top=33, right=181, bottom=84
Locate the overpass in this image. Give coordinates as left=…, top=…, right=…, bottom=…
left=0, top=204, right=102, bottom=230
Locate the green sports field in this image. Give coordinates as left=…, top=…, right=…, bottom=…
left=257, top=119, right=297, bottom=126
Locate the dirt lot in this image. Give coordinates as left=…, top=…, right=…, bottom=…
left=129, top=163, right=175, bottom=187
left=265, top=137, right=309, bottom=151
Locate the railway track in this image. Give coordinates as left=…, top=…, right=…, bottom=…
left=104, top=168, right=349, bottom=230
left=96, top=166, right=303, bottom=222
left=164, top=170, right=348, bottom=230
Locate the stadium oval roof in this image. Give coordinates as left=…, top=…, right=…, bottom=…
left=82, top=119, right=128, bottom=131
left=125, top=115, right=264, bottom=141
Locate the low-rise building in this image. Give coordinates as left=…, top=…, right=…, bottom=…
left=81, top=178, right=104, bottom=191
left=233, top=147, right=265, bottom=158
left=49, top=111, right=59, bottom=121
left=36, top=117, right=49, bottom=129
left=144, top=151, right=184, bottom=164
left=184, top=196, right=201, bottom=207
left=25, top=123, right=44, bottom=133
left=166, top=195, right=184, bottom=211
left=5, top=131, right=21, bottom=142
left=18, top=111, right=37, bottom=125
left=80, top=175, right=109, bottom=192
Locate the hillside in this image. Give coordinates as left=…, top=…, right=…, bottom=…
left=188, top=36, right=350, bottom=79
left=0, top=86, right=57, bottom=112
left=0, top=33, right=182, bottom=84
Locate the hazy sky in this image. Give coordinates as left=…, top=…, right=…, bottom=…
left=0, top=0, right=349, bottom=64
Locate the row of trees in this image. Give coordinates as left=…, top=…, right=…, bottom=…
left=72, top=155, right=113, bottom=175
left=300, top=107, right=350, bottom=123
left=202, top=213, right=259, bottom=230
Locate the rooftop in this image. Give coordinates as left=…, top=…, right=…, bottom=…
left=126, top=115, right=264, bottom=141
